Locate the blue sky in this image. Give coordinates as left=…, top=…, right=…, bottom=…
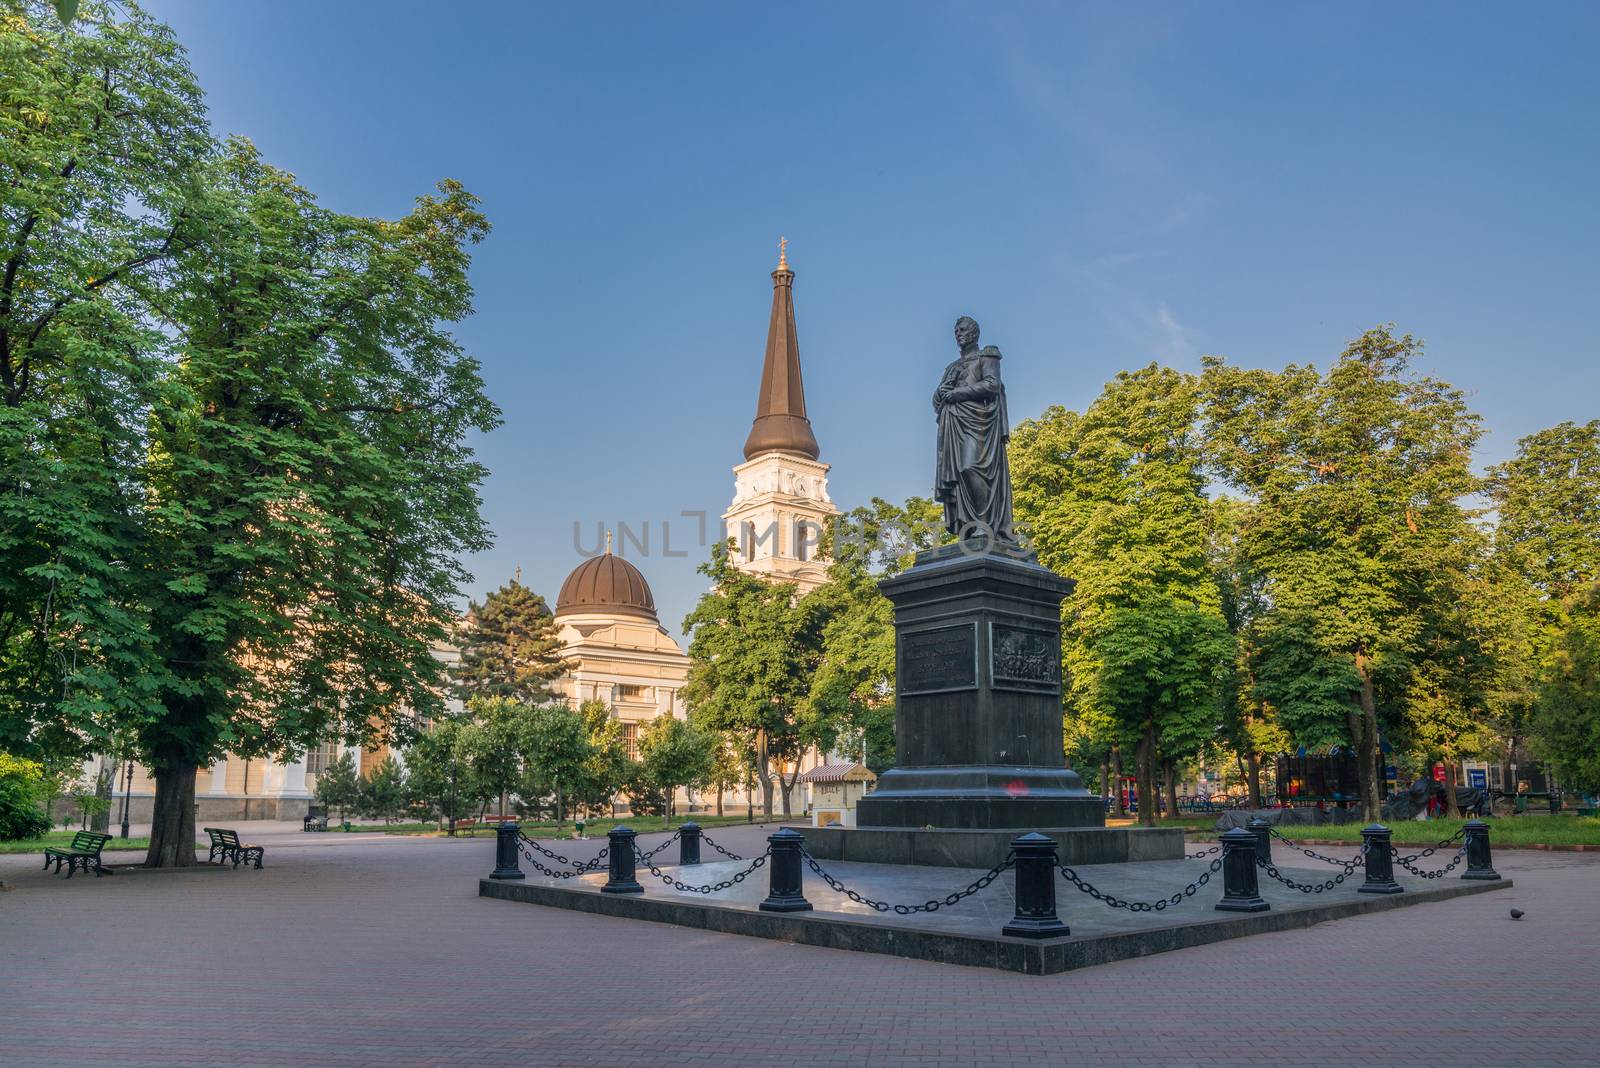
left=147, top=1, right=1600, bottom=633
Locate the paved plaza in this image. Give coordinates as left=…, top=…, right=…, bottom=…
left=2, top=822, right=1597, bottom=1067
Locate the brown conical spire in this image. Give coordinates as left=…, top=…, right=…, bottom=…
left=742, top=237, right=820, bottom=461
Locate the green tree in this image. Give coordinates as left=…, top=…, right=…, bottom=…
left=454, top=575, right=571, bottom=703
left=359, top=754, right=408, bottom=824
left=464, top=697, right=527, bottom=819
left=637, top=716, right=716, bottom=823
left=570, top=699, right=630, bottom=818
left=1012, top=366, right=1231, bottom=826
left=1489, top=421, right=1600, bottom=601
left=314, top=750, right=360, bottom=824
left=682, top=541, right=824, bottom=818
left=702, top=735, right=747, bottom=817
left=802, top=497, right=944, bottom=773
left=404, top=718, right=476, bottom=827
left=0, top=0, right=210, bottom=761
left=1534, top=583, right=1600, bottom=794
left=0, top=752, right=54, bottom=840
left=1202, top=327, right=1483, bottom=818
left=4, top=5, right=498, bottom=866
left=518, top=701, right=589, bottom=824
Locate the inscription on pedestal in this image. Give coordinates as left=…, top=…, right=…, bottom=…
left=991, top=622, right=1060, bottom=690
left=899, top=623, right=977, bottom=694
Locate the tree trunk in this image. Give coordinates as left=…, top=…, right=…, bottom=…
left=716, top=782, right=724, bottom=818
left=145, top=762, right=198, bottom=868
left=1246, top=750, right=1263, bottom=808
left=1098, top=760, right=1110, bottom=805
left=1135, top=722, right=1158, bottom=828
left=1352, top=652, right=1383, bottom=822
left=91, top=757, right=115, bottom=833
left=755, top=731, right=774, bottom=820
left=1111, top=744, right=1126, bottom=817
left=1162, top=756, right=1179, bottom=824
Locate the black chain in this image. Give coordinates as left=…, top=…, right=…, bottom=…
left=1266, top=825, right=1363, bottom=867
left=699, top=831, right=744, bottom=861
left=800, top=848, right=1014, bottom=915
left=635, top=846, right=769, bottom=894
left=1257, top=841, right=1369, bottom=894
left=635, top=831, right=681, bottom=864
left=1185, top=844, right=1221, bottom=859
left=1059, top=855, right=1224, bottom=912
left=1393, top=827, right=1467, bottom=867
left=516, top=837, right=609, bottom=880
left=1392, top=843, right=1468, bottom=879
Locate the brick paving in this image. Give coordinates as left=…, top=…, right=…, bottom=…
left=2, top=822, right=1596, bottom=1067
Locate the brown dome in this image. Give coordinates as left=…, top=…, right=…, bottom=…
left=555, top=552, right=658, bottom=622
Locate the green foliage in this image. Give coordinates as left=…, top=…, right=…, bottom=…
left=570, top=700, right=631, bottom=817
left=517, top=700, right=589, bottom=821
left=454, top=576, right=571, bottom=703
left=313, top=750, right=360, bottom=822
left=0, top=753, right=53, bottom=839
left=802, top=497, right=944, bottom=772
left=637, top=715, right=716, bottom=812
left=403, top=717, right=478, bottom=822
left=1011, top=366, right=1230, bottom=824
left=1489, top=421, right=1600, bottom=600
left=1, top=3, right=498, bottom=865
left=1535, top=584, right=1600, bottom=794
left=1201, top=327, right=1484, bottom=815
left=358, top=755, right=409, bottom=823
left=682, top=540, right=824, bottom=816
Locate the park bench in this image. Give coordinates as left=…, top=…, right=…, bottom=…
left=43, top=830, right=113, bottom=878
left=302, top=813, right=328, bottom=832
left=204, top=827, right=265, bottom=869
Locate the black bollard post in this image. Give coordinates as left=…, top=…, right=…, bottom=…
left=679, top=821, right=702, bottom=866
left=1002, top=832, right=1069, bottom=939
left=602, top=825, right=643, bottom=895
left=1247, top=816, right=1273, bottom=868
left=759, top=828, right=812, bottom=912
left=490, top=821, right=525, bottom=881
left=1215, top=827, right=1270, bottom=912
left=1461, top=819, right=1501, bottom=881
left=1358, top=823, right=1402, bottom=895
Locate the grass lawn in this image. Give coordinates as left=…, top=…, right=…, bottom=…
left=1183, top=814, right=1600, bottom=848
left=0, top=830, right=151, bottom=855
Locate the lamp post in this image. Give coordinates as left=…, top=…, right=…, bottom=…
left=119, top=758, right=134, bottom=839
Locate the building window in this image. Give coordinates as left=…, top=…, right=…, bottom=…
left=306, top=741, right=339, bottom=776
left=794, top=520, right=816, bottom=562
left=617, top=684, right=651, bottom=701
left=621, top=722, right=639, bottom=759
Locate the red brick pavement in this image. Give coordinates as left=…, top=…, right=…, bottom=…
left=1, top=823, right=1595, bottom=1067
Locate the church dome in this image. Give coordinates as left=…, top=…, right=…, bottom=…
left=555, top=550, right=659, bottom=623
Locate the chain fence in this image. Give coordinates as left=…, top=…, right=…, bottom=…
left=635, top=845, right=769, bottom=894
left=635, top=832, right=681, bottom=864
left=699, top=831, right=744, bottom=861
left=1185, top=844, right=1221, bottom=860
left=1391, top=828, right=1469, bottom=879
left=799, top=848, right=1014, bottom=915
left=516, top=832, right=609, bottom=880
left=1265, top=825, right=1364, bottom=867
left=1256, top=840, right=1368, bottom=894
left=1058, top=854, right=1224, bottom=912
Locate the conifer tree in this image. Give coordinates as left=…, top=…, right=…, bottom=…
left=454, top=576, right=571, bottom=702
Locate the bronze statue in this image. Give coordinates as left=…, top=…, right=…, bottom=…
left=933, top=316, right=1013, bottom=541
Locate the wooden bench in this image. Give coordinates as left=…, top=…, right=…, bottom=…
left=203, top=827, right=265, bottom=869
left=43, top=831, right=113, bottom=878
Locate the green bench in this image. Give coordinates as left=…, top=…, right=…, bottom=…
left=43, top=830, right=113, bottom=878
left=203, top=827, right=265, bottom=869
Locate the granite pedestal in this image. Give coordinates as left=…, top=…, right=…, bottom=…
left=851, top=542, right=1104, bottom=862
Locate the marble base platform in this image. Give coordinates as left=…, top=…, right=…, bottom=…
left=480, top=854, right=1511, bottom=976
left=800, top=824, right=1184, bottom=869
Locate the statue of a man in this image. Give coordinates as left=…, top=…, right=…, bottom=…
left=933, top=316, right=1014, bottom=541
